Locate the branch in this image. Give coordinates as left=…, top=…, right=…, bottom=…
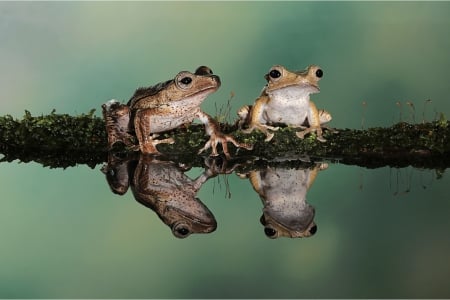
left=0, top=110, right=449, bottom=171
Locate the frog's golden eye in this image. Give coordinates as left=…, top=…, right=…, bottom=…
left=315, top=69, right=323, bottom=78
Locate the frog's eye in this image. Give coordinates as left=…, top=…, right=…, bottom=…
left=180, top=77, right=192, bottom=85
left=309, top=224, right=318, bottom=235
left=264, top=227, right=278, bottom=239
left=269, top=69, right=282, bottom=79
left=173, top=224, right=191, bottom=238
left=195, top=66, right=213, bottom=75
left=315, top=69, right=323, bottom=78
left=176, top=72, right=194, bottom=89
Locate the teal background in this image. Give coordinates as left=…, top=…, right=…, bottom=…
left=1, top=2, right=450, bottom=298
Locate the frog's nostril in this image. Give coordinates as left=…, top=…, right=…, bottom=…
left=315, top=69, right=323, bottom=78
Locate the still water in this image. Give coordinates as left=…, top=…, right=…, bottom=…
left=1, top=155, right=449, bottom=298
left=1, top=1, right=450, bottom=298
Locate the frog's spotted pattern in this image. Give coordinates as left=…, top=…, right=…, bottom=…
left=102, top=66, right=252, bottom=158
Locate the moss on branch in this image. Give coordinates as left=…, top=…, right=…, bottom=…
left=0, top=110, right=449, bottom=170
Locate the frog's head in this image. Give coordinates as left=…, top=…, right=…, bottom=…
left=264, top=64, right=323, bottom=96
left=128, top=66, right=221, bottom=108
left=260, top=203, right=317, bottom=239
left=172, top=65, right=221, bottom=98
left=163, top=197, right=218, bottom=238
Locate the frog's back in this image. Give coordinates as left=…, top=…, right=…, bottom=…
left=127, top=80, right=172, bottom=107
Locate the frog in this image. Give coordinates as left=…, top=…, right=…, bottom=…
left=101, top=153, right=218, bottom=238
left=102, top=66, right=252, bottom=158
left=240, top=162, right=328, bottom=238
left=237, top=64, right=332, bottom=142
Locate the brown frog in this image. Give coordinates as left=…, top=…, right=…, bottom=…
left=240, top=162, right=328, bottom=238
left=101, top=153, right=218, bottom=238
left=102, top=66, right=251, bottom=158
left=238, top=65, right=332, bottom=142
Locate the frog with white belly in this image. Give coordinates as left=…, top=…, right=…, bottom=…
left=238, top=65, right=332, bottom=142
left=242, top=162, right=328, bottom=238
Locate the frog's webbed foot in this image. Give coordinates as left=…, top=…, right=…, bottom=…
left=296, top=126, right=326, bottom=142
left=198, top=132, right=253, bottom=160
left=242, top=123, right=279, bottom=142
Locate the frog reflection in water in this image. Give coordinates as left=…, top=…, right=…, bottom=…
left=241, top=163, right=328, bottom=238
left=102, top=66, right=251, bottom=158
left=102, top=154, right=221, bottom=238
left=238, top=65, right=333, bottom=142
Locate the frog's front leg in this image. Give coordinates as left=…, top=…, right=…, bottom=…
left=240, top=96, right=279, bottom=142
left=196, top=111, right=252, bottom=159
left=296, top=101, right=326, bottom=142
left=134, top=110, right=175, bottom=154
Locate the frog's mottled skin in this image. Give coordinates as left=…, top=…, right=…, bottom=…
left=244, top=163, right=328, bottom=238
left=238, top=65, right=331, bottom=142
left=102, top=154, right=217, bottom=238
left=102, top=66, right=251, bottom=158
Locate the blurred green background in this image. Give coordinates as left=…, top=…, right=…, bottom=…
left=1, top=2, right=450, bottom=298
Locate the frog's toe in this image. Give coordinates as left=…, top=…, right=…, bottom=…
left=296, top=127, right=326, bottom=142
left=140, top=142, right=161, bottom=155
left=242, top=127, right=255, bottom=134
left=200, top=134, right=252, bottom=159
left=296, top=131, right=306, bottom=139
left=155, top=137, right=175, bottom=145
left=225, top=135, right=253, bottom=151
left=316, top=136, right=327, bottom=143
left=198, top=140, right=215, bottom=156
left=264, top=132, right=275, bottom=142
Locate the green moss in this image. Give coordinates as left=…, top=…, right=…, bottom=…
left=1, top=110, right=449, bottom=169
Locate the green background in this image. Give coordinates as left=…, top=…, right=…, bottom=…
left=1, top=2, right=450, bottom=298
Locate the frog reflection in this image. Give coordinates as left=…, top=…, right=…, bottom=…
left=101, top=154, right=219, bottom=238
left=241, top=163, right=328, bottom=239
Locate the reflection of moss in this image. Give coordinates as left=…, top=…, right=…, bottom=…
left=0, top=110, right=449, bottom=170
left=0, top=110, right=107, bottom=168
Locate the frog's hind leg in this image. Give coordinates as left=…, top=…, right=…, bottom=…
left=134, top=110, right=174, bottom=155
left=102, top=100, right=135, bottom=148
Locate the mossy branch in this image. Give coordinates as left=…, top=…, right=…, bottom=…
left=0, top=110, right=449, bottom=170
